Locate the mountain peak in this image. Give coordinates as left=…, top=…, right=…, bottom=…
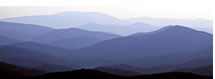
left=54, top=11, right=109, bottom=17
left=151, top=25, right=206, bottom=35
left=159, top=25, right=192, bottom=31
left=130, top=25, right=197, bottom=37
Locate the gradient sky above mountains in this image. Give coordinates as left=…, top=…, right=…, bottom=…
left=0, top=6, right=212, bottom=20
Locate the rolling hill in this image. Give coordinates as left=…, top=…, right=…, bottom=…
left=31, top=28, right=121, bottom=49
left=0, top=35, right=19, bottom=45
left=1, top=11, right=130, bottom=28
left=68, top=25, right=212, bottom=67
left=0, top=61, right=45, bottom=78
left=0, top=45, right=73, bottom=69
left=11, top=42, right=72, bottom=56
left=34, top=64, right=74, bottom=72
left=31, top=69, right=212, bottom=79
left=93, top=58, right=213, bottom=76
left=127, top=17, right=213, bottom=33
left=0, top=21, right=53, bottom=41
left=175, top=64, right=213, bottom=76
left=49, top=36, right=102, bottom=49
left=2, top=11, right=212, bottom=34
left=95, top=65, right=140, bottom=75
left=78, top=22, right=158, bottom=35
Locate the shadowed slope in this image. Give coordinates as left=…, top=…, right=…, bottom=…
left=0, top=21, right=53, bottom=40
left=0, top=35, right=19, bottom=45
left=0, top=45, right=72, bottom=68
left=31, top=69, right=212, bottom=79
left=68, top=25, right=212, bottom=67
left=0, top=62, right=45, bottom=78
left=32, top=28, right=121, bottom=49
left=175, top=65, right=213, bottom=76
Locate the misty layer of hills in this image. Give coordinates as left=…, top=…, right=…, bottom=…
left=0, top=11, right=213, bottom=78
left=0, top=62, right=212, bottom=79
left=1, top=11, right=212, bottom=34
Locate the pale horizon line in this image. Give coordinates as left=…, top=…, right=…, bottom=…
left=1, top=11, right=213, bottom=21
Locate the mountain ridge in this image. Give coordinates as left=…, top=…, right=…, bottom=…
left=67, top=25, right=212, bottom=68
left=0, top=21, right=54, bottom=41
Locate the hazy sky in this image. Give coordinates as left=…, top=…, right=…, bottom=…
left=0, top=0, right=213, bottom=20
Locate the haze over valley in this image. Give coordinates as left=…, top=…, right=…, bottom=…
left=0, top=9, right=213, bottom=79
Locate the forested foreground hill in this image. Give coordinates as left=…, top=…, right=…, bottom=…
left=1, top=69, right=212, bottom=79
left=28, top=69, right=212, bottom=79
left=0, top=61, right=212, bottom=79
left=0, top=62, right=45, bottom=79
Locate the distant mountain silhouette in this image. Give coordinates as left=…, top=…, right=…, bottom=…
left=94, top=64, right=145, bottom=73
left=2, top=11, right=130, bottom=28
left=0, top=62, right=211, bottom=79
left=0, top=45, right=72, bottom=68
left=30, top=69, right=212, bottom=79
left=96, top=64, right=181, bottom=75
left=138, top=46, right=213, bottom=68
left=141, top=57, right=212, bottom=75
left=0, top=35, right=19, bottom=45
left=127, top=17, right=213, bottom=33
left=175, top=64, right=213, bottom=76
left=93, top=58, right=213, bottom=76
left=180, top=57, right=213, bottom=68
left=0, top=61, right=45, bottom=78
left=11, top=42, right=72, bottom=57
left=68, top=25, right=212, bottom=67
left=32, top=28, right=121, bottom=49
left=34, top=64, right=74, bottom=72
left=0, top=11, right=213, bottom=78
left=95, top=64, right=140, bottom=75
left=78, top=22, right=158, bottom=35
left=0, top=21, right=53, bottom=40
left=49, top=36, right=102, bottom=49
left=1, top=12, right=212, bottom=34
